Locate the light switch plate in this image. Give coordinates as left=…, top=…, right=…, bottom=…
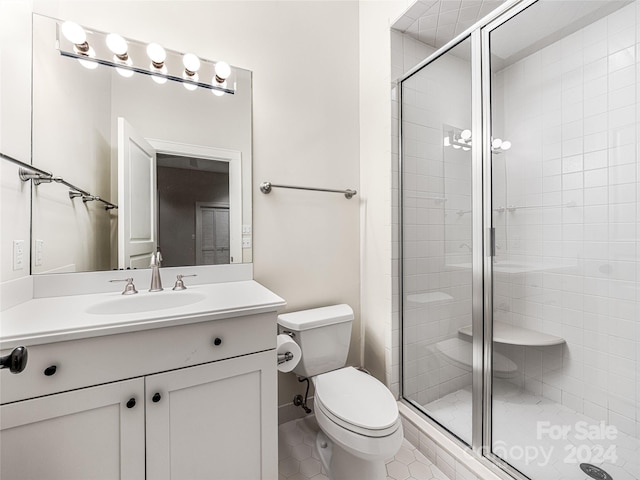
left=13, top=240, right=24, bottom=270
left=35, top=239, right=44, bottom=266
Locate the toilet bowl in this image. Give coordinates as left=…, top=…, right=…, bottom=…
left=313, top=367, right=403, bottom=480
left=277, top=305, right=403, bottom=480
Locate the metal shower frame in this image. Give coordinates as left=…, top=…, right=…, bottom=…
left=397, top=1, right=539, bottom=479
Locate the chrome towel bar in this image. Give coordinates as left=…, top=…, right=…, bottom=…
left=1, top=151, right=118, bottom=211
left=260, top=181, right=357, bottom=199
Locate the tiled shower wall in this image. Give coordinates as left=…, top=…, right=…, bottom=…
left=390, top=31, right=435, bottom=398
left=392, top=31, right=475, bottom=407
left=394, top=1, right=640, bottom=440
left=493, top=3, right=640, bottom=437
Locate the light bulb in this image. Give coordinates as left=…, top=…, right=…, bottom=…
left=106, top=33, right=128, bottom=57
left=77, top=46, right=98, bottom=70
left=116, top=67, right=134, bottom=78
left=147, top=43, right=166, bottom=67
left=214, top=61, right=231, bottom=82
left=461, top=129, right=472, bottom=140
left=151, top=65, right=168, bottom=84
left=501, top=140, right=512, bottom=151
left=182, top=71, right=199, bottom=90
left=443, top=137, right=451, bottom=147
left=115, top=57, right=134, bottom=77
left=183, top=53, right=201, bottom=74
left=61, top=21, right=87, bottom=46
left=213, top=80, right=227, bottom=96
left=492, top=138, right=503, bottom=149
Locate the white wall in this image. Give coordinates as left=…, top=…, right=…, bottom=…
left=1, top=0, right=362, bottom=410
left=494, top=3, right=640, bottom=437
left=0, top=1, right=33, bottom=285
left=358, top=0, right=412, bottom=395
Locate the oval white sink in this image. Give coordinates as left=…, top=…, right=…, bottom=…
left=86, top=291, right=206, bottom=315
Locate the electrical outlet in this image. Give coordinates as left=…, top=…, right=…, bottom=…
left=242, top=237, right=251, bottom=248
left=13, top=240, right=24, bottom=270
left=242, top=225, right=252, bottom=234
left=35, top=239, right=44, bottom=266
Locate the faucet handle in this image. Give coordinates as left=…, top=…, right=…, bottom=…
left=110, top=277, right=138, bottom=295
left=172, top=274, right=197, bottom=291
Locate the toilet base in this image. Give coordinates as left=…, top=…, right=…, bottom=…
left=315, top=430, right=388, bottom=480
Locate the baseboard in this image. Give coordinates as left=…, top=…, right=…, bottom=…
left=278, top=396, right=315, bottom=425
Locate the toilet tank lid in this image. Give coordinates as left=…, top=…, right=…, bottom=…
left=278, top=304, right=354, bottom=331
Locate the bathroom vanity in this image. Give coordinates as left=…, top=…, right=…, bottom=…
left=0, top=280, right=285, bottom=480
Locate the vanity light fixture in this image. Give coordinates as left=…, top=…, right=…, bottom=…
left=443, top=128, right=512, bottom=153
left=212, top=61, right=231, bottom=96
left=214, top=61, right=231, bottom=83
left=146, top=43, right=168, bottom=84
left=106, top=33, right=134, bottom=78
left=147, top=43, right=166, bottom=67
left=61, top=21, right=98, bottom=70
left=106, top=33, right=128, bottom=59
left=56, top=19, right=236, bottom=94
left=182, top=53, right=201, bottom=91
left=493, top=138, right=511, bottom=151
left=61, top=21, right=88, bottom=53
left=212, top=81, right=226, bottom=96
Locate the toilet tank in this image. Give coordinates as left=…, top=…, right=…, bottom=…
left=277, top=304, right=353, bottom=378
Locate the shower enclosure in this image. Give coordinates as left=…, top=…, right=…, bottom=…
left=399, top=1, right=640, bottom=479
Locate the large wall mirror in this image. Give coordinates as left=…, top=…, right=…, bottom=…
left=31, top=14, right=253, bottom=274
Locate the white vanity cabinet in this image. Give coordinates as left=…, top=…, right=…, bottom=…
left=146, top=351, right=275, bottom=480
left=0, top=378, right=146, bottom=480
left=0, top=310, right=279, bottom=480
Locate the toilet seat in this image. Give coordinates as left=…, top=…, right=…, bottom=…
left=313, top=367, right=400, bottom=437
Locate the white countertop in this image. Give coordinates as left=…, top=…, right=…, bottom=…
left=0, top=280, right=286, bottom=350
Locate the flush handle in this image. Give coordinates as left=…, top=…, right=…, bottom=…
left=0, top=346, right=28, bottom=374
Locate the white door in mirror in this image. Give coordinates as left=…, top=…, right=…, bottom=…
left=118, top=117, right=158, bottom=269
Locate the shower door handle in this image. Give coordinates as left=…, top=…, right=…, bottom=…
left=488, top=228, right=495, bottom=257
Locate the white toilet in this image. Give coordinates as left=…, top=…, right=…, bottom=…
left=278, top=304, right=403, bottom=480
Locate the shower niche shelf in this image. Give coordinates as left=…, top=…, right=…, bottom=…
left=458, top=321, right=565, bottom=347
left=406, top=292, right=453, bottom=305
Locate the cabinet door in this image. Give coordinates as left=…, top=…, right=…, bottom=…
left=146, top=350, right=277, bottom=480
left=0, top=378, right=145, bottom=480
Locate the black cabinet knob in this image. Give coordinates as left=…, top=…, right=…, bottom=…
left=213, top=337, right=222, bottom=346
left=44, top=365, right=57, bottom=376
left=126, top=398, right=136, bottom=409
left=0, top=346, right=28, bottom=374
left=152, top=392, right=161, bottom=403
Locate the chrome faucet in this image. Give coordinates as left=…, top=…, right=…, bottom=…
left=149, top=250, right=163, bottom=292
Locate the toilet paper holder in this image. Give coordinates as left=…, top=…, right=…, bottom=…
left=278, top=352, right=294, bottom=365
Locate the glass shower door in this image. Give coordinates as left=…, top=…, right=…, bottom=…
left=401, top=37, right=474, bottom=444
left=487, top=1, right=640, bottom=479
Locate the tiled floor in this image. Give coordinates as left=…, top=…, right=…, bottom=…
left=425, top=381, right=640, bottom=480
left=278, top=416, right=453, bottom=480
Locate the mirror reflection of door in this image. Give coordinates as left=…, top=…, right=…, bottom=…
left=117, top=118, right=158, bottom=269
left=156, top=154, right=230, bottom=267
left=195, top=204, right=230, bottom=265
